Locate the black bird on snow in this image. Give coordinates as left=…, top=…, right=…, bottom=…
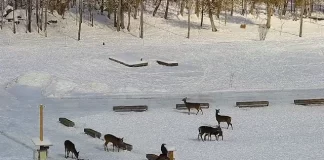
left=161, top=143, right=168, bottom=155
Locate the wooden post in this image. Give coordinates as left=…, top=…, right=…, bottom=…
left=166, top=146, right=176, bottom=160
left=40, top=104, right=43, bottom=141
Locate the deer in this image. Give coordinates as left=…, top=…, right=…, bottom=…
left=103, top=134, right=124, bottom=152
left=206, top=125, right=223, bottom=141
left=215, top=109, right=233, bottom=130
left=198, top=126, right=214, bottom=141
left=64, top=140, right=79, bottom=159
left=182, top=97, right=203, bottom=115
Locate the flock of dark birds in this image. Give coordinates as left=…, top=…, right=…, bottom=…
left=63, top=97, right=234, bottom=160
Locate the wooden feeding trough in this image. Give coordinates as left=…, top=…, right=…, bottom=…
left=175, top=103, right=209, bottom=110
left=59, top=118, right=75, bottom=127
left=109, top=57, right=148, bottom=67
left=119, top=142, right=133, bottom=151
left=113, top=105, right=148, bottom=112
left=294, top=98, right=324, bottom=106
left=156, top=60, right=178, bottom=66
left=84, top=128, right=101, bottom=139
left=236, top=101, right=269, bottom=108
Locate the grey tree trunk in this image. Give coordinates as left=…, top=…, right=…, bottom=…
left=164, top=0, right=170, bottom=19
left=127, top=0, right=131, bottom=31
left=200, top=0, right=204, bottom=27
left=195, top=0, right=199, bottom=17
left=120, top=0, right=125, bottom=29
left=36, top=0, right=39, bottom=32
left=153, top=0, right=161, bottom=16
left=282, top=0, right=288, bottom=15
left=13, top=4, right=16, bottom=34
left=45, top=0, right=48, bottom=37
left=40, top=1, right=43, bottom=30
left=230, top=0, right=233, bottom=16
left=134, top=0, right=139, bottom=19
left=78, top=0, right=82, bottom=40
left=101, top=0, right=104, bottom=14
left=27, top=0, right=32, bottom=32
left=266, top=1, right=271, bottom=28
left=1, top=0, right=4, bottom=30
left=180, top=0, right=185, bottom=16
left=117, top=0, right=121, bottom=31
left=208, top=0, right=216, bottom=31
left=299, top=0, right=304, bottom=37
left=140, top=0, right=143, bottom=38
left=187, top=0, right=191, bottom=38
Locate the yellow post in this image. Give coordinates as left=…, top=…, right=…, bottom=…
left=40, top=105, right=43, bottom=141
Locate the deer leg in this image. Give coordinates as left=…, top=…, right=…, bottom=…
left=64, top=148, right=67, bottom=158
left=200, top=108, right=203, bottom=115
left=196, top=108, right=199, bottom=115
left=230, top=123, right=233, bottom=130
left=188, top=108, right=190, bottom=115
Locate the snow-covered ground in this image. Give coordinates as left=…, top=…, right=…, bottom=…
left=1, top=4, right=324, bottom=160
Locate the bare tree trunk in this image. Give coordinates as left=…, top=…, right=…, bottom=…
left=250, top=1, right=255, bottom=13
left=153, top=0, right=161, bottom=16
left=282, top=0, right=288, bottom=15
left=40, top=1, right=44, bottom=30
left=45, top=0, right=48, bottom=37
left=224, top=0, right=227, bottom=25
left=195, top=0, right=199, bottom=17
left=127, top=0, right=131, bottom=31
left=290, top=0, right=292, bottom=12
left=230, top=0, right=233, bottom=16
left=299, top=0, right=304, bottom=37
left=187, top=0, right=191, bottom=38
left=120, top=0, right=125, bottom=29
left=27, top=0, right=32, bottom=32
left=36, top=0, right=39, bottom=32
left=200, top=0, right=204, bottom=27
left=78, top=0, right=82, bottom=40
left=1, top=0, right=4, bottom=30
left=114, top=6, right=117, bottom=27
left=117, top=0, right=121, bottom=31
left=266, top=1, right=271, bottom=28
left=180, top=0, right=185, bottom=16
left=134, top=0, right=139, bottom=19
left=208, top=0, right=216, bottom=31
left=13, top=1, right=16, bottom=34
left=101, top=0, right=104, bottom=14
left=140, top=0, right=143, bottom=38
left=164, top=0, right=170, bottom=19
left=241, top=0, right=244, bottom=15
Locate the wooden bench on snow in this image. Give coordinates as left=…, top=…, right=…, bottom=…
left=176, top=103, right=209, bottom=110
left=294, top=98, right=324, bottom=106
left=113, top=105, right=148, bottom=112
left=236, top=101, right=269, bottom=108
left=109, top=56, right=148, bottom=67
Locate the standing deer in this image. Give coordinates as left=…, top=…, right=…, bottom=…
left=64, top=140, right=79, bottom=159
left=198, top=126, right=212, bottom=141
left=215, top=109, right=233, bottom=129
left=103, top=134, right=124, bottom=152
left=182, top=97, right=203, bottom=115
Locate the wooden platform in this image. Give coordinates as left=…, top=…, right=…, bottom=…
left=176, top=103, right=209, bottom=110
left=294, top=99, right=324, bottom=105
left=109, top=57, right=148, bottom=67
left=309, top=16, right=324, bottom=21
left=84, top=128, right=101, bottom=139
left=236, top=101, right=269, bottom=108
left=146, top=154, right=169, bottom=160
left=59, top=117, right=75, bottom=127
left=113, top=105, right=148, bottom=112
left=156, top=60, right=178, bottom=66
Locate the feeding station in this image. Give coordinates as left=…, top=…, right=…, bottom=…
left=166, top=146, right=176, bottom=160
left=31, top=104, right=52, bottom=160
